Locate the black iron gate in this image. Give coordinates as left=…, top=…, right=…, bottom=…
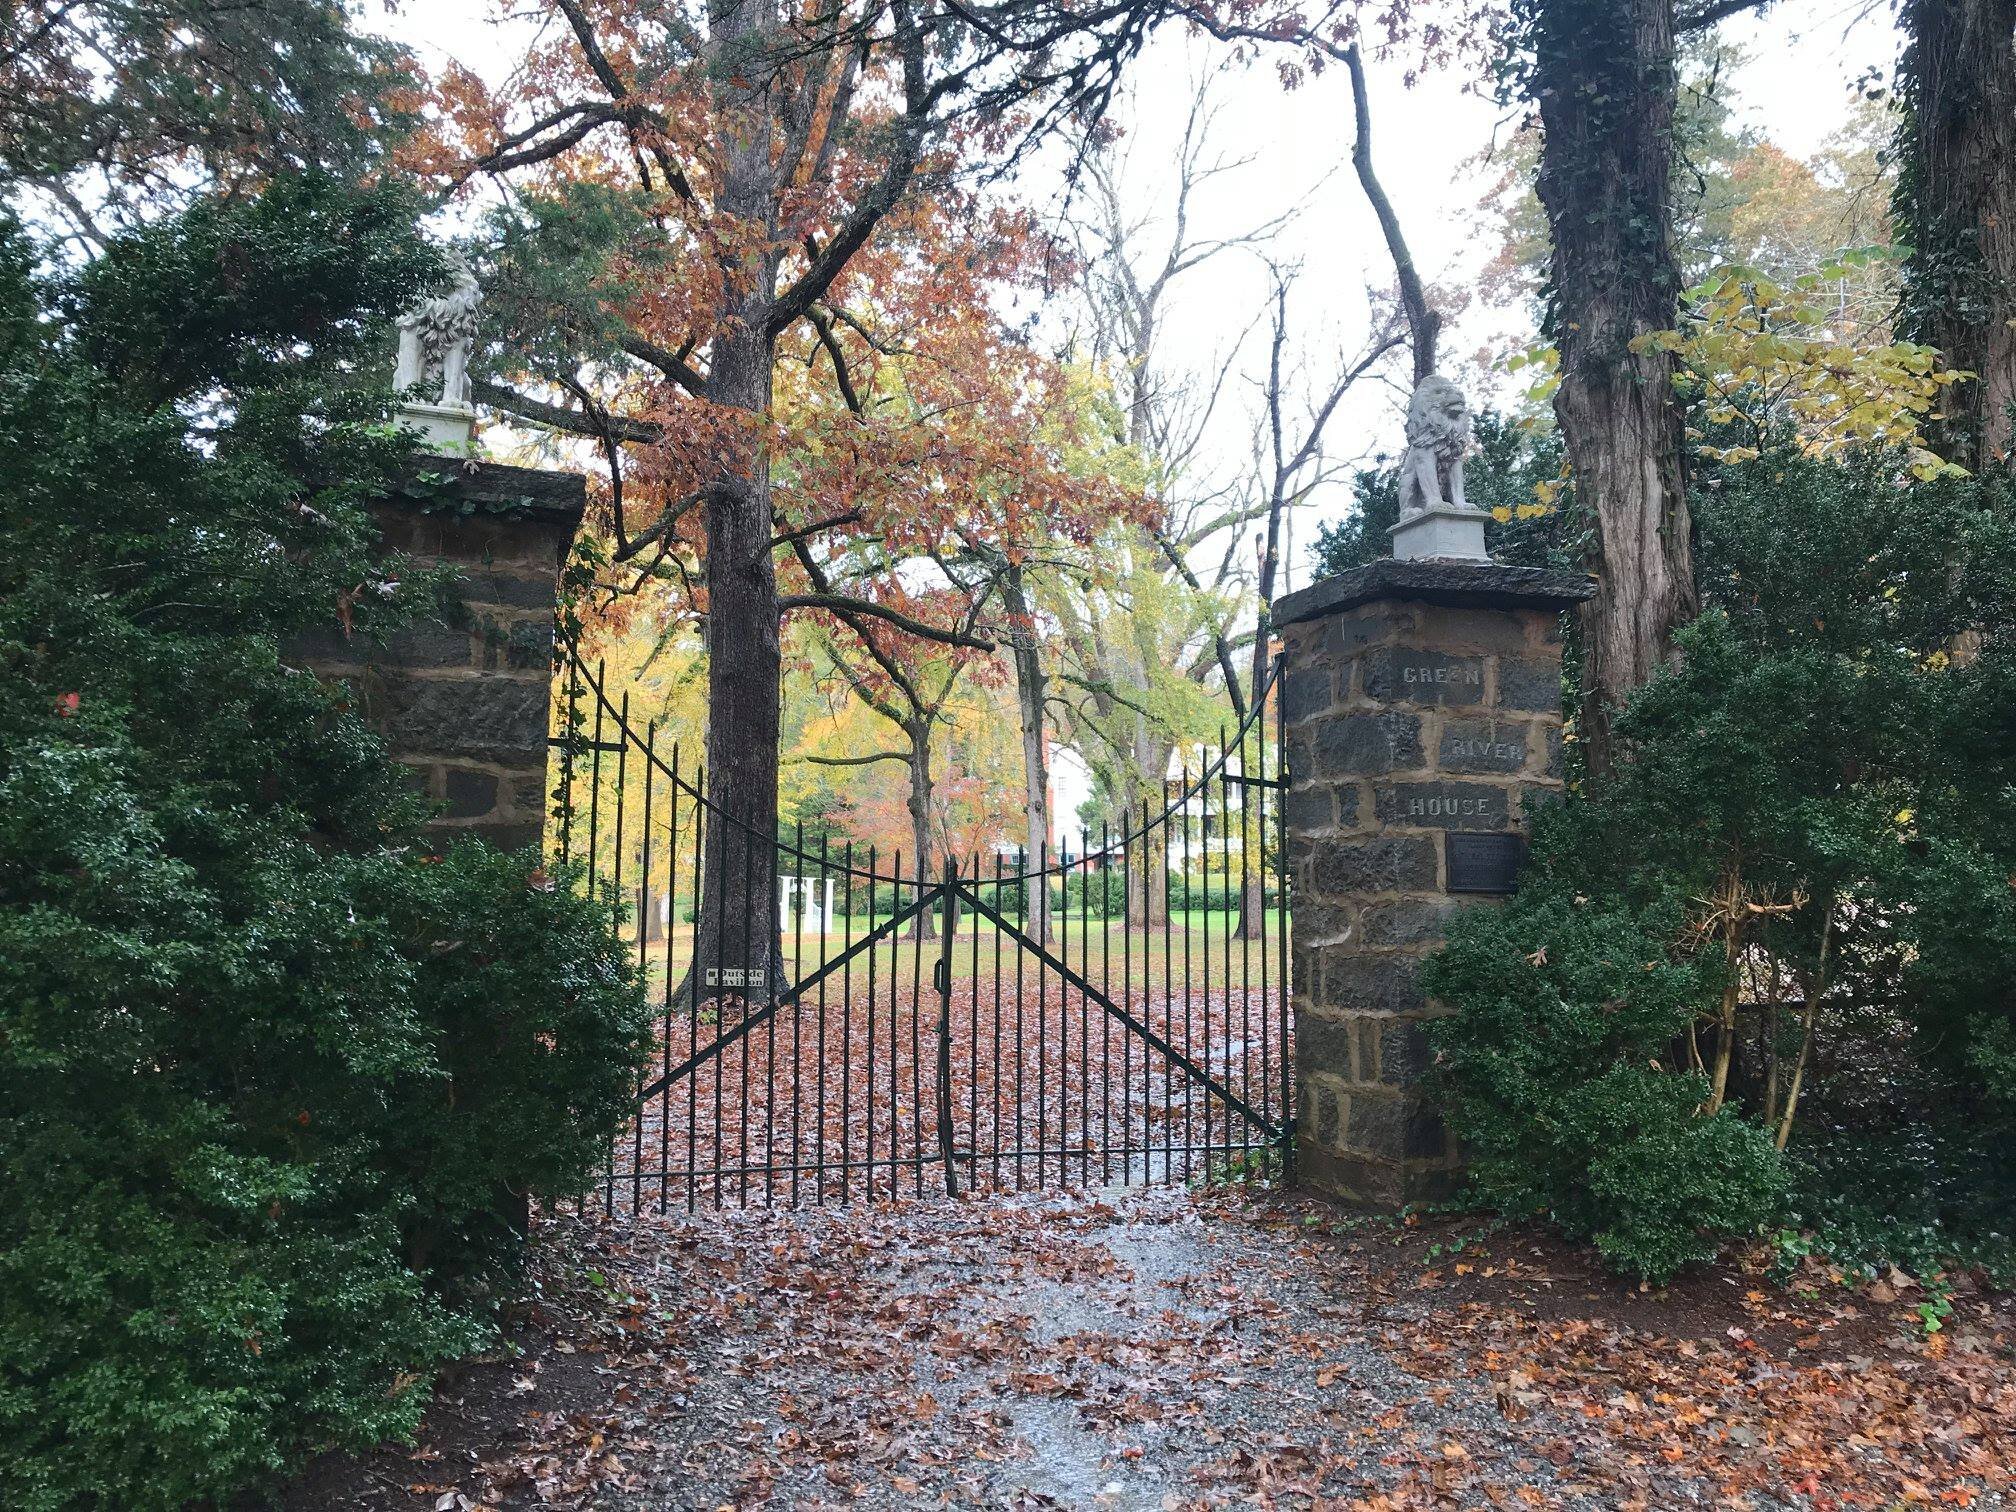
left=553, top=653, right=1293, bottom=1213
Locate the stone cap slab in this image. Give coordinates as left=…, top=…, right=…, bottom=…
left=381, top=455, right=589, bottom=526
left=1273, top=559, right=1596, bottom=627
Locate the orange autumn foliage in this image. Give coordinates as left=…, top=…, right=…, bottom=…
left=403, top=0, right=1146, bottom=657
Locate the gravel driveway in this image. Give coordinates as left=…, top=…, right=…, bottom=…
left=285, top=1185, right=2016, bottom=1511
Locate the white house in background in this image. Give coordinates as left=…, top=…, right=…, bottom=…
left=986, top=743, right=1097, bottom=866
left=1163, top=744, right=1260, bottom=863
left=1002, top=741, right=1261, bottom=870
left=1048, top=743, right=1095, bottom=853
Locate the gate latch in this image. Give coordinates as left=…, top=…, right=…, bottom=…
left=932, top=958, right=949, bottom=995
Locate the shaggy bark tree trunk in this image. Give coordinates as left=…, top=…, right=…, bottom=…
left=1002, top=563, right=1052, bottom=941
left=1530, top=0, right=1697, bottom=773
left=1897, top=0, right=2016, bottom=468
left=693, top=0, right=787, bottom=1000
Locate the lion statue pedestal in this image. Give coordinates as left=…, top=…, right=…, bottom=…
left=1391, top=504, right=1490, bottom=561
left=1388, top=374, right=1491, bottom=563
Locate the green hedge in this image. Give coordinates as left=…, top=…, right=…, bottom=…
left=1423, top=874, right=1784, bottom=1280
left=0, top=181, right=650, bottom=1509
left=1424, top=450, right=2016, bottom=1282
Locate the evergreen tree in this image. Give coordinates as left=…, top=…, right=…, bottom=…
left=2, top=0, right=413, bottom=242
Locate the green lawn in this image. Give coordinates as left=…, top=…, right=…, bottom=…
left=623, top=912, right=1288, bottom=994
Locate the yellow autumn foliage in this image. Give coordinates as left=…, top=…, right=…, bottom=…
left=1632, top=248, right=1972, bottom=481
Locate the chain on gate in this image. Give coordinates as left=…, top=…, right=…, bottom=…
left=551, top=652, right=1294, bottom=1213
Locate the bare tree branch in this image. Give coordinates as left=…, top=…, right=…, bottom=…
left=1677, top=0, right=1774, bottom=32
left=1345, top=45, right=1441, bottom=382
left=473, top=377, right=663, bottom=445
left=462, top=101, right=632, bottom=180
left=795, top=750, right=912, bottom=767
left=779, top=594, right=996, bottom=651
left=616, top=332, right=708, bottom=396
left=767, top=509, right=864, bottom=556
left=808, top=304, right=868, bottom=416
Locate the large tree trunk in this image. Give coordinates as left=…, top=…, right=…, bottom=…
left=694, top=0, right=786, bottom=1001
left=1529, top=0, right=1696, bottom=773
left=1233, top=602, right=1273, bottom=940
left=1897, top=0, right=2016, bottom=469
left=1128, top=828, right=1169, bottom=930
left=1002, top=564, right=1052, bottom=941
left=906, top=719, right=935, bottom=939
left=1127, top=734, right=1173, bottom=929
left=1236, top=416, right=1289, bottom=940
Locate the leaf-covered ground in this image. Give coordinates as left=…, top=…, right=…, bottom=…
left=287, top=1189, right=2015, bottom=1511
left=612, top=973, right=1289, bottom=1209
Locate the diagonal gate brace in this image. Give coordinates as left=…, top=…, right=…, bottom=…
left=953, top=885, right=1283, bottom=1142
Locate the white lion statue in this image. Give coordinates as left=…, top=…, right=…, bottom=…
left=1398, top=373, right=1473, bottom=516
left=393, top=252, right=482, bottom=409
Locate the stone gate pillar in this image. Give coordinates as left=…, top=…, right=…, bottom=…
left=287, top=457, right=586, bottom=853
left=1271, top=559, right=1594, bottom=1207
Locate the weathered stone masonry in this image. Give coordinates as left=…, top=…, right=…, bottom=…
left=1271, top=559, right=1595, bottom=1208
left=287, top=458, right=585, bottom=853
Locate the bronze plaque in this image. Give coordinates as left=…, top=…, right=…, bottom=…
left=1445, top=831, right=1526, bottom=895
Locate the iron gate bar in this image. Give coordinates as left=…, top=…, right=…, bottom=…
left=659, top=741, right=681, bottom=1213
left=952, top=884, right=1283, bottom=1142
left=1275, top=662, right=1295, bottom=1185
left=631, top=883, right=945, bottom=1104
left=1182, top=772, right=1195, bottom=1177
left=555, top=640, right=1292, bottom=1211
left=560, top=650, right=1284, bottom=887
left=562, top=661, right=924, bottom=885
left=934, top=860, right=960, bottom=1197
left=633, top=716, right=652, bottom=1215
left=908, top=852, right=924, bottom=1197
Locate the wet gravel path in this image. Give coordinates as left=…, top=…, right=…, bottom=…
left=595, top=1187, right=1612, bottom=1509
